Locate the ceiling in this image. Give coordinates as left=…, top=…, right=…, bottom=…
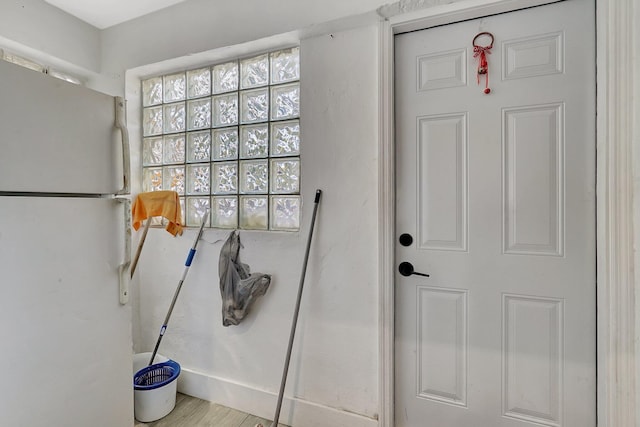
left=43, top=0, right=189, bottom=29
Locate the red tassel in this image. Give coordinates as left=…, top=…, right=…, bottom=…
left=473, top=46, right=491, bottom=93
left=473, top=32, right=494, bottom=95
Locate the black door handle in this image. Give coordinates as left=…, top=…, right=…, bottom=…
left=398, top=262, right=430, bottom=277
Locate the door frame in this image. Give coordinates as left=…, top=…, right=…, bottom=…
left=377, top=0, right=638, bottom=426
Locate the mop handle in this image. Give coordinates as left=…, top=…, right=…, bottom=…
left=271, top=189, right=322, bottom=427
left=149, top=211, right=209, bottom=366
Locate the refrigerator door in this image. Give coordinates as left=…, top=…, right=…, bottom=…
left=0, top=59, right=124, bottom=194
left=0, top=196, right=133, bottom=427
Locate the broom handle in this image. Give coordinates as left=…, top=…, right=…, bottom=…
left=130, top=218, right=152, bottom=279
left=149, top=211, right=208, bottom=366
left=271, top=190, right=322, bottom=427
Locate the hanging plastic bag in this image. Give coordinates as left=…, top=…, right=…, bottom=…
left=219, top=230, right=271, bottom=326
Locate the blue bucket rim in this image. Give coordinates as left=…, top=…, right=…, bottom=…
left=133, top=359, right=181, bottom=391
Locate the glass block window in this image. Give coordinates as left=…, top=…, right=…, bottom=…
left=141, top=47, right=301, bottom=230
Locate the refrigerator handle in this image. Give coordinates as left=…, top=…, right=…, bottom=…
left=117, top=197, right=132, bottom=304
left=115, top=97, right=131, bottom=196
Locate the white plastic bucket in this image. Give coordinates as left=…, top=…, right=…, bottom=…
left=133, top=353, right=178, bottom=423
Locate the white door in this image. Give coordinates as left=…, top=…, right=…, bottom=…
left=394, top=1, right=595, bottom=426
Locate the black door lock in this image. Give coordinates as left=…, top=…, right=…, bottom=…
left=399, top=233, right=414, bottom=246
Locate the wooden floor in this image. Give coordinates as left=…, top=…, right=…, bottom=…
left=135, top=393, right=288, bottom=427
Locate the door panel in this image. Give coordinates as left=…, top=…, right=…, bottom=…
left=503, top=104, right=563, bottom=256
left=417, top=113, right=467, bottom=251
left=394, top=1, right=595, bottom=426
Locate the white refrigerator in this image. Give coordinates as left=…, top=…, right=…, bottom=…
left=0, top=59, right=134, bottom=426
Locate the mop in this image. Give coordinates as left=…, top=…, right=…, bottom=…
left=148, top=210, right=208, bottom=366
left=131, top=190, right=184, bottom=278
left=257, top=189, right=322, bottom=427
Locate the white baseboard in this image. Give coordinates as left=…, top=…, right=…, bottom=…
left=177, top=368, right=378, bottom=427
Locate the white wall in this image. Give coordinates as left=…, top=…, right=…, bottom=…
left=99, top=0, right=389, bottom=95
left=0, top=0, right=390, bottom=95
left=0, top=0, right=117, bottom=89
left=0, top=0, right=100, bottom=71
left=107, top=2, right=386, bottom=425
left=129, top=23, right=381, bottom=427
left=0, top=1, right=386, bottom=424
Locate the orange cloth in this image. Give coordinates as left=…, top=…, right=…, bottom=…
left=132, top=191, right=183, bottom=236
